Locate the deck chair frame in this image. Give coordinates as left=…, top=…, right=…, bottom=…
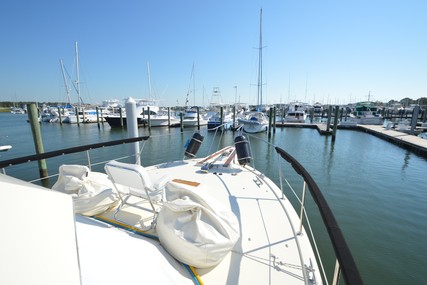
left=104, top=161, right=159, bottom=228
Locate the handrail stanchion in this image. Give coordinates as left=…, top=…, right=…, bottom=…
left=278, top=153, right=284, bottom=199
left=332, top=259, right=341, bottom=285
left=298, top=181, right=307, bottom=235
left=86, top=150, right=92, bottom=171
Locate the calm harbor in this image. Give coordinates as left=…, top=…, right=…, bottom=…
left=1, top=112, right=427, bottom=284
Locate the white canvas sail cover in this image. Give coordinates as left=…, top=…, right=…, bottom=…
left=156, top=180, right=240, bottom=268
left=52, top=164, right=118, bottom=216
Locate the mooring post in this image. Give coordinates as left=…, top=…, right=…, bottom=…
left=82, top=107, right=86, bottom=123
left=126, top=97, right=140, bottom=165
left=167, top=107, right=171, bottom=127
left=119, top=107, right=124, bottom=128
left=75, top=107, right=80, bottom=126
left=273, top=106, right=277, bottom=133
left=233, top=105, right=236, bottom=130
left=28, top=103, right=48, bottom=179
left=58, top=107, right=62, bottom=125
left=197, top=106, right=200, bottom=131
left=268, top=108, right=273, bottom=137
left=147, top=106, right=151, bottom=134
left=96, top=106, right=100, bottom=128
left=180, top=112, right=184, bottom=133
left=326, top=105, right=332, bottom=130
left=220, top=106, right=224, bottom=128
left=332, top=106, right=339, bottom=141
left=410, top=105, right=420, bottom=135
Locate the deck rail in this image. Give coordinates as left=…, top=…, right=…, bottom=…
left=0, top=136, right=150, bottom=170
left=275, top=146, right=364, bottom=285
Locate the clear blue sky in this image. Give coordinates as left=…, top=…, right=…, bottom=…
left=1, top=0, right=426, bottom=107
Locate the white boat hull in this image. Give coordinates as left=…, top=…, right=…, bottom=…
left=238, top=119, right=268, bottom=133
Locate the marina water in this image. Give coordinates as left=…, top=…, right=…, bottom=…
left=1, top=112, right=426, bottom=284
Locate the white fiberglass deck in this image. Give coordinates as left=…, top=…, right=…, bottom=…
left=131, top=151, right=321, bottom=284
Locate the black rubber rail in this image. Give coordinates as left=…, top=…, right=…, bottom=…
left=0, top=136, right=150, bottom=169
left=275, top=146, right=364, bottom=285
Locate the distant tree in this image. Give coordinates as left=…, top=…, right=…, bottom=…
left=399, top=97, right=413, bottom=107
left=416, top=97, right=427, bottom=106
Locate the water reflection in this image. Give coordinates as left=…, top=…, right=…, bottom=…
left=324, top=137, right=335, bottom=178
left=401, top=150, right=411, bottom=173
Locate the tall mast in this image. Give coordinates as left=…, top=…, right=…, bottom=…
left=75, top=42, right=81, bottom=109
left=147, top=62, right=152, bottom=99
left=257, top=8, right=263, bottom=110
left=192, top=63, right=195, bottom=106
left=60, top=59, right=71, bottom=105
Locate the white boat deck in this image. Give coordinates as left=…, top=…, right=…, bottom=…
left=1, top=146, right=321, bottom=285
left=96, top=149, right=320, bottom=284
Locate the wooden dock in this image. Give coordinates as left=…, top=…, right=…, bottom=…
left=275, top=122, right=332, bottom=135
left=356, top=125, right=427, bottom=157
left=274, top=122, right=427, bottom=157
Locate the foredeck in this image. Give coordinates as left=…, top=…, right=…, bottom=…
left=97, top=150, right=321, bottom=285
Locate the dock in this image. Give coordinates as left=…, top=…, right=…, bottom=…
left=357, top=125, right=427, bottom=157
left=275, top=122, right=333, bottom=135
left=274, top=122, right=427, bottom=158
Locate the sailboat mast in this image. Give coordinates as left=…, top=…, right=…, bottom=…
left=75, top=42, right=81, bottom=109
left=257, top=8, right=263, bottom=109
left=60, top=59, right=71, bottom=105
left=192, top=63, right=195, bottom=106
left=147, top=62, right=152, bottom=99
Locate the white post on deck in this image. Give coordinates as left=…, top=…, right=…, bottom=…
left=126, top=97, right=140, bottom=165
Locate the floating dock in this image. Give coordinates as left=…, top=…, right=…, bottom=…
left=357, top=125, right=427, bottom=157
left=275, top=122, right=427, bottom=157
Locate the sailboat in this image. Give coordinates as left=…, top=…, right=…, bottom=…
left=238, top=9, right=269, bottom=133
left=63, top=42, right=100, bottom=124
left=104, top=63, right=172, bottom=128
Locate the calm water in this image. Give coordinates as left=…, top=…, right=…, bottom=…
left=1, top=112, right=426, bottom=285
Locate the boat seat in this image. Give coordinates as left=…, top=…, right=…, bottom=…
left=104, top=160, right=168, bottom=229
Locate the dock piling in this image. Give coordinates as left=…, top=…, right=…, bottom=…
left=96, top=107, right=100, bottom=128
left=125, top=98, right=140, bottom=165
left=180, top=113, right=184, bottom=133
left=332, top=106, right=339, bottom=141
left=326, top=105, right=332, bottom=130
left=273, top=106, right=277, bottom=133
left=28, top=103, right=48, bottom=179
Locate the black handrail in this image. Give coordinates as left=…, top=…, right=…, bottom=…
left=275, top=146, right=364, bottom=285
left=0, top=136, right=150, bottom=169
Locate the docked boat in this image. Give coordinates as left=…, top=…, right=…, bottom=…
left=182, top=109, right=208, bottom=127
left=313, top=102, right=323, bottom=114
left=41, top=107, right=72, bottom=123
left=0, top=145, right=12, bottom=152
left=395, top=119, right=411, bottom=132
left=149, top=111, right=180, bottom=127
left=104, top=98, right=160, bottom=128
left=237, top=111, right=269, bottom=133
left=339, top=116, right=359, bottom=127
left=353, top=101, right=383, bottom=125
left=0, top=128, right=363, bottom=285
left=63, top=108, right=104, bottom=124
left=418, top=132, right=427, bottom=139
left=207, top=111, right=234, bottom=131
left=104, top=113, right=146, bottom=127
left=237, top=9, right=269, bottom=134
left=284, top=102, right=308, bottom=123
left=10, top=107, right=25, bottom=114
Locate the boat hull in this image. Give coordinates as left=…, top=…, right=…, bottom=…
left=104, top=116, right=146, bottom=127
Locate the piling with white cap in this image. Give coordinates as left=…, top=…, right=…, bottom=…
left=125, top=97, right=140, bottom=165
